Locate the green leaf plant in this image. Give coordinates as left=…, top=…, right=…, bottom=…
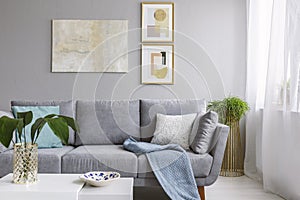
left=207, top=96, right=250, bottom=125
left=0, top=111, right=79, bottom=148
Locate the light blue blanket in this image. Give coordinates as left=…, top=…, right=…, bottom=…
left=123, top=137, right=200, bottom=200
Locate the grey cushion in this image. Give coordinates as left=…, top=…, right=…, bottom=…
left=62, top=145, right=138, bottom=177
left=0, top=146, right=74, bottom=177
left=140, top=99, right=206, bottom=142
left=75, top=100, right=140, bottom=145
left=190, top=111, right=218, bottom=154
left=11, top=100, right=76, bottom=145
left=189, top=113, right=204, bottom=145
left=137, top=150, right=213, bottom=178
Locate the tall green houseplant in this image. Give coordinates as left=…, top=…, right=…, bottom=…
left=208, top=97, right=249, bottom=176
left=0, top=111, right=79, bottom=184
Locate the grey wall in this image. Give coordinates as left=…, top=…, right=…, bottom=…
left=0, top=0, right=246, bottom=110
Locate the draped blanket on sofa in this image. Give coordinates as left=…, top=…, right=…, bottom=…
left=123, top=137, right=200, bottom=200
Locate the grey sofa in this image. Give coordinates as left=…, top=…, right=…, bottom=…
left=0, top=99, right=229, bottom=199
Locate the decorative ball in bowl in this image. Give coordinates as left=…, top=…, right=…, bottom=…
left=80, top=171, right=120, bottom=187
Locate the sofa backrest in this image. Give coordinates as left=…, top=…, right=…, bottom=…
left=11, top=100, right=76, bottom=145
left=140, top=99, right=207, bottom=142
left=11, top=99, right=207, bottom=145
left=75, top=100, right=140, bottom=145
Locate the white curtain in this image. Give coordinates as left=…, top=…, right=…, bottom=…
left=246, top=0, right=300, bottom=199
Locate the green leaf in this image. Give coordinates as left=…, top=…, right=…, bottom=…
left=16, top=119, right=24, bottom=142
left=208, top=96, right=249, bottom=125
left=45, top=118, right=69, bottom=145
left=44, top=114, right=57, bottom=119
left=31, top=118, right=46, bottom=143
left=17, top=111, right=33, bottom=126
left=58, top=115, right=80, bottom=133
left=0, top=116, right=19, bottom=148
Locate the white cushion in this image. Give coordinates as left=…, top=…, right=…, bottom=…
left=151, top=113, right=197, bottom=149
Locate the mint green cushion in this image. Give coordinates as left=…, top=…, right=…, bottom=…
left=11, top=106, right=63, bottom=148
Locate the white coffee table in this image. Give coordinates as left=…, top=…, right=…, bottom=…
left=0, top=174, right=133, bottom=200
left=79, top=178, right=133, bottom=200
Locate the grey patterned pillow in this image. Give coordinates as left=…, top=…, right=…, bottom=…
left=151, top=113, right=197, bottom=149
left=190, top=111, right=218, bottom=154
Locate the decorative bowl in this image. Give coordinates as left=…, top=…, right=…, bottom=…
left=79, top=171, right=120, bottom=187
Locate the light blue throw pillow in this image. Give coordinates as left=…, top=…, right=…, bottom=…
left=11, top=106, right=63, bottom=148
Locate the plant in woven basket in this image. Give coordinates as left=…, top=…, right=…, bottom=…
left=0, top=111, right=79, bottom=183
left=208, top=96, right=249, bottom=177
left=208, top=97, right=249, bottom=125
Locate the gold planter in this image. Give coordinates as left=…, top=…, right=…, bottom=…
left=220, top=120, right=244, bottom=177
left=13, top=143, right=38, bottom=184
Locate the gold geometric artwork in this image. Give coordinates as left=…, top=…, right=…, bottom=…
left=151, top=52, right=168, bottom=79
left=154, top=9, right=169, bottom=38
left=141, top=44, right=174, bottom=84
left=142, top=3, right=174, bottom=42
left=141, top=3, right=174, bottom=85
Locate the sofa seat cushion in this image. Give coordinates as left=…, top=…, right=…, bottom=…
left=0, top=146, right=74, bottom=177
left=137, top=150, right=213, bottom=178
left=62, top=145, right=138, bottom=177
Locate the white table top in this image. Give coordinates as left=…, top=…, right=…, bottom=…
left=79, top=178, right=133, bottom=200
left=0, top=174, right=84, bottom=200
left=0, top=174, right=134, bottom=200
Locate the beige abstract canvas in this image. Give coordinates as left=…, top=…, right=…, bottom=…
left=52, top=20, right=128, bottom=72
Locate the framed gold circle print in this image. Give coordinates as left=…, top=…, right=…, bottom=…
left=141, top=2, right=174, bottom=42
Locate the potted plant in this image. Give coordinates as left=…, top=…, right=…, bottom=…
left=208, top=96, right=249, bottom=177
left=0, top=111, right=79, bottom=184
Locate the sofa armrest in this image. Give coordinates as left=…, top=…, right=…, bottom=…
left=204, top=123, right=229, bottom=186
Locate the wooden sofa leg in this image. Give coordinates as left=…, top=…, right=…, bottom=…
left=198, top=186, right=205, bottom=200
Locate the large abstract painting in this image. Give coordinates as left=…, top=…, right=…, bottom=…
left=52, top=20, right=128, bottom=72
left=141, top=2, right=174, bottom=42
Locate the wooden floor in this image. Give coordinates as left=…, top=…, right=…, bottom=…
left=206, top=176, right=283, bottom=200
left=134, top=176, right=284, bottom=200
